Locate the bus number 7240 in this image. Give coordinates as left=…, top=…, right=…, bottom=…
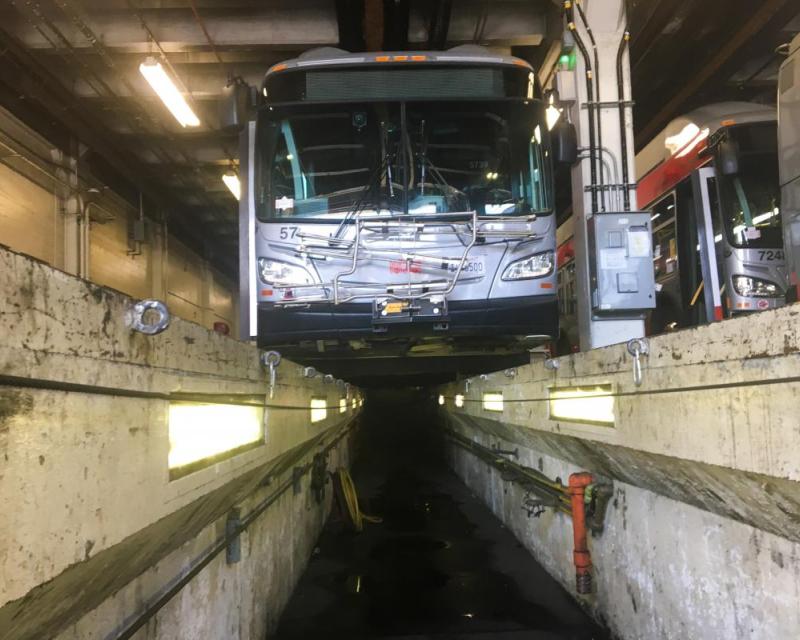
left=758, top=249, right=784, bottom=261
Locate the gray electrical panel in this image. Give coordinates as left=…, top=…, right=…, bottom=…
left=587, top=212, right=656, bottom=317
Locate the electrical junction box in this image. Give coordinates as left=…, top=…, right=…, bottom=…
left=587, top=212, right=656, bottom=317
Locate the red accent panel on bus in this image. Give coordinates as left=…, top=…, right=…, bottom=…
left=637, top=143, right=710, bottom=208
left=557, top=239, right=575, bottom=267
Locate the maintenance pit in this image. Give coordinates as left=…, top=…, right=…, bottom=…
left=1, top=1, right=800, bottom=639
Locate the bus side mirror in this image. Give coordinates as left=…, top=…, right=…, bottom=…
left=219, top=81, right=252, bottom=131
left=717, top=137, right=740, bottom=175
left=553, top=122, right=578, bottom=165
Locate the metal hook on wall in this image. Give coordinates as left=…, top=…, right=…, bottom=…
left=261, top=350, right=282, bottom=398
left=626, top=338, right=649, bottom=387
left=125, top=299, right=170, bottom=335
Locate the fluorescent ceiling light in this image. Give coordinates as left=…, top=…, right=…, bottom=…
left=222, top=172, right=241, bottom=200
left=548, top=385, right=614, bottom=426
left=139, top=59, right=200, bottom=127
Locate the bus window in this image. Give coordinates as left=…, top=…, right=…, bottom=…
left=651, top=193, right=678, bottom=280
left=714, top=123, right=782, bottom=249
left=257, top=102, right=553, bottom=221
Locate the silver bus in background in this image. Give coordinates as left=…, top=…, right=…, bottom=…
left=557, top=102, right=786, bottom=348
left=230, top=46, right=572, bottom=382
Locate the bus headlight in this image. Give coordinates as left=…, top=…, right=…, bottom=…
left=501, top=251, right=554, bottom=280
left=732, top=275, right=780, bottom=297
left=258, top=258, right=314, bottom=286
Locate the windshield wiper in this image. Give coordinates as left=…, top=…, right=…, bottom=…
left=332, top=154, right=392, bottom=240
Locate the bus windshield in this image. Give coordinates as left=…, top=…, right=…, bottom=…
left=715, top=123, right=782, bottom=249
left=256, top=101, right=553, bottom=222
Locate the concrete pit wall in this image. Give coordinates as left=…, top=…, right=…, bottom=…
left=441, top=307, right=800, bottom=640
left=0, top=244, right=362, bottom=640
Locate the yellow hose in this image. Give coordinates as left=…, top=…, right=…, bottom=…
left=689, top=280, right=704, bottom=307
left=337, top=469, right=382, bottom=532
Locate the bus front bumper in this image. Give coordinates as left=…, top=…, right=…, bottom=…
left=257, top=295, right=558, bottom=346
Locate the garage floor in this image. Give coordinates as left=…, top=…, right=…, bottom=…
left=270, top=392, right=608, bottom=639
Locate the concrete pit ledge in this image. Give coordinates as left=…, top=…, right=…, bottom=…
left=440, top=306, right=800, bottom=639
left=0, top=245, right=362, bottom=640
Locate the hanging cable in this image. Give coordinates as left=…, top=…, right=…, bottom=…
left=334, top=468, right=383, bottom=532
left=442, top=367, right=800, bottom=405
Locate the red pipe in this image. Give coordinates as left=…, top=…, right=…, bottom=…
left=568, top=472, right=594, bottom=594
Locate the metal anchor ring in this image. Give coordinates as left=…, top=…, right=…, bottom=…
left=263, top=351, right=282, bottom=367
left=126, top=299, right=170, bottom=335
left=261, top=351, right=282, bottom=399
left=626, top=338, right=649, bottom=387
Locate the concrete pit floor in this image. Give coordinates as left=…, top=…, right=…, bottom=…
left=271, top=390, right=609, bottom=639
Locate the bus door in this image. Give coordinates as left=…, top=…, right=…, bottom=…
left=690, top=166, right=724, bottom=322
left=649, top=193, right=681, bottom=333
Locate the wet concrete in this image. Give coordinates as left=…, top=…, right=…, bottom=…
left=271, top=390, right=608, bottom=639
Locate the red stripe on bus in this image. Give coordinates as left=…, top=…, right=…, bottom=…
left=557, top=239, right=574, bottom=267
left=637, top=142, right=710, bottom=208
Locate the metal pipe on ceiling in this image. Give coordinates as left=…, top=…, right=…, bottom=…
left=16, top=0, right=117, bottom=99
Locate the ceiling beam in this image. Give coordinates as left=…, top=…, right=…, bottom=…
left=2, top=7, right=339, bottom=51
left=408, top=1, right=545, bottom=46
left=67, top=64, right=264, bottom=99
left=30, top=47, right=296, bottom=65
